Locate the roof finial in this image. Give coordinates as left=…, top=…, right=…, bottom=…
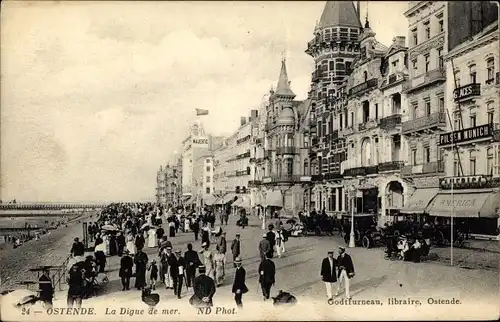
left=281, top=50, right=286, bottom=63
left=364, top=3, right=370, bottom=29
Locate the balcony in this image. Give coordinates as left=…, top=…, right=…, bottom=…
left=339, top=126, right=355, bottom=138
left=358, top=119, right=378, bottom=132
left=453, top=83, right=481, bottom=102
left=248, top=180, right=262, bottom=188
left=401, top=160, right=445, bottom=177
left=401, top=111, right=446, bottom=134
left=276, top=146, right=298, bottom=155
left=379, top=114, right=402, bottom=131
left=311, top=174, right=323, bottom=182
left=262, top=175, right=302, bottom=184
left=343, top=165, right=379, bottom=177
left=348, top=78, right=378, bottom=97
left=323, top=172, right=343, bottom=180
left=378, top=161, right=404, bottom=172
left=402, top=68, right=446, bottom=93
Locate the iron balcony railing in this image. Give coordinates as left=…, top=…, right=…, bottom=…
left=276, top=146, right=298, bottom=155
left=348, top=78, right=378, bottom=97
left=378, top=161, right=404, bottom=172
left=379, top=114, right=402, bottom=131
left=262, top=175, right=302, bottom=184
left=343, top=165, right=379, bottom=177
left=401, top=111, right=446, bottom=134
left=402, top=68, right=446, bottom=93
left=248, top=180, right=262, bottom=187
left=401, top=160, right=445, bottom=177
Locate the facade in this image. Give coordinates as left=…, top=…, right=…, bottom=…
left=305, top=1, right=362, bottom=216
left=259, top=59, right=311, bottom=216
left=213, top=112, right=259, bottom=202
left=193, top=154, right=214, bottom=207
left=181, top=122, right=221, bottom=199
left=343, top=19, right=413, bottom=225
left=155, top=162, right=182, bottom=207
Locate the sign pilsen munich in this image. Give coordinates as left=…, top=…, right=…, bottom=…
left=439, top=124, right=491, bottom=145
left=439, top=175, right=490, bottom=190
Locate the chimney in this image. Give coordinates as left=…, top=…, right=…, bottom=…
left=395, top=36, right=406, bottom=47
left=240, top=117, right=246, bottom=126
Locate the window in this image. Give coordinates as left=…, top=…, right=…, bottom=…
left=487, top=148, right=494, bottom=175
left=423, top=146, right=431, bottom=163
left=488, top=111, right=494, bottom=124
left=363, top=71, right=368, bottom=82
left=486, top=58, right=495, bottom=84
left=412, top=59, right=417, bottom=72
left=350, top=112, right=354, bottom=127
left=412, top=102, right=418, bottom=119
left=425, top=100, right=431, bottom=115
left=453, top=153, right=459, bottom=176
left=206, top=187, right=211, bottom=194
left=375, top=103, right=379, bottom=119
left=412, top=28, right=418, bottom=46
left=469, top=64, right=477, bottom=83
left=206, top=166, right=211, bottom=172
left=304, top=162, right=309, bottom=176
left=456, top=76, right=461, bottom=87
left=206, top=159, right=211, bottom=164
left=206, top=176, right=210, bottom=183
left=424, top=21, right=430, bottom=40
left=470, top=114, right=476, bottom=127
left=411, top=148, right=417, bottom=165
left=329, top=61, right=335, bottom=70
left=424, top=54, right=430, bottom=72
left=438, top=19, right=444, bottom=32
left=469, top=151, right=476, bottom=175
left=453, top=111, right=462, bottom=130
left=438, top=97, right=445, bottom=111
left=437, top=47, right=443, bottom=68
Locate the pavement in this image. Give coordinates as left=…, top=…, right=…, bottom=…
left=1, top=215, right=498, bottom=321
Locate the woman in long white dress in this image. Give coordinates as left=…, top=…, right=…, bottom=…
left=147, top=228, right=157, bottom=248
left=103, top=234, right=110, bottom=256
left=126, top=233, right=136, bottom=255
left=200, top=243, right=215, bottom=280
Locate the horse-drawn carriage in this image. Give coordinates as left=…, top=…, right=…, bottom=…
left=297, top=213, right=336, bottom=236
left=341, top=213, right=385, bottom=248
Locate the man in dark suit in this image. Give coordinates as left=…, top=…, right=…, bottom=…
left=266, top=225, right=276, bottom=258
left=184, top=243, right=201, bottom=288
left=38, top=268, right=54, bottom=308
left=119, top=250, right=134, bottom=290
left=258, top=253, right=275, bottom=301
left=231, top=234, right=241, bottom=267
left=232, top=257, right=248, bottom=308
left=336, top=246, right=355, bottom=299
left=173, top=250, right=185, bottom=299
left=320, top=251, right=337, bottom=301
left=70, top=237, right=85, bottom=257
left=189, top=266, right=216, bottom=308
left=258, top=234, right=271, bottom=261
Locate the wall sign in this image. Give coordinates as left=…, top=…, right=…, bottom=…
left=439, top=175, right=490, bottom=190
left=193, top=138, right=208, bottom=145
left=439, top=124, right=492, bottom=145
left=453, top=83, right=480, bottom=101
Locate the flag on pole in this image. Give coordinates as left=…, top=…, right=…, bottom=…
left=196, top=108, right=209, bottom=116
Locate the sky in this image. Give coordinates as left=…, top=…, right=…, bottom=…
left=0, top=1, right=408, bottom=203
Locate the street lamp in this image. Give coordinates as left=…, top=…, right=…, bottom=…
left=349, top=186, right=356, bottom=248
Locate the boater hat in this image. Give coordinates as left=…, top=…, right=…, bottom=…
left=198, top=265, right=206, bottom=274
left=234, top=257, right=242, bottom=264
left=202, top=242, right=208, bottom=247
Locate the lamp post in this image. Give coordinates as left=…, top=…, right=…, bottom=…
left=262, top=189, right=267, bottom=230
left=349, top=186, right=356, bottom=248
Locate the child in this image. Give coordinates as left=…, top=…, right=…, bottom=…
left=149, top=259, right=158, bottom=290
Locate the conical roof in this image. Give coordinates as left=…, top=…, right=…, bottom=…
left=318, top=1, right=362, bottom=29
left=275, top=60, right=295, bottom=98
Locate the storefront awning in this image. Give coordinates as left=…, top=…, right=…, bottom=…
left=265, top=190, right=283, bottom=208
left=221, top=193, right=238, bottom=204
left=184, top=196, right=195, bottom=205
left=233, top=196, right=250, bottom=208
left=399, top=188, right=439, bottom=214
left=203, top=195, right=217, bottom=206
left=425, top=191, right=500, bottom=218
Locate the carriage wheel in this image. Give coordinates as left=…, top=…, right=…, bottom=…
left=362, top=236, right=372, bottom=249
left=355, top=230, right=361, bottom=243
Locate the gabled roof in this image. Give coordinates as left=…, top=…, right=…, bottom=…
left=318, top=1, right=362, bottom=29
left=385, top=43, right=407, bottom=58
left=275, top=60, right=295, bottom=98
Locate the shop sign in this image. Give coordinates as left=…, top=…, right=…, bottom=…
left=439, top=124, right=491, bottom=145
left=439, top=175, right=490, bottom=190
left=192, top=138, right=208, bottom=145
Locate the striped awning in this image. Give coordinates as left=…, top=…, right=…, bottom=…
left=221, top=193, right=238, bottom=204
left=266, top=190, right=283, bottom=208
left=233, top=196, right=250, bottom=208
left=203, top=195, right=217, bottom=206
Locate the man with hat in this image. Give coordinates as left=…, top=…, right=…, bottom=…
left=258, top=252, right=275, bottom=301
left=119, top=249, right=134, bottom=291
left=320, top=250, right=337, bottom=302
left=258, top=233, right=271, bottom=261
left=231, top=257, right=248, bottom=308
left=189, top=265, right=216, bottom=308
left=184, top=243, right=201, bottom=289
left=160, top=245, right=176, bottom=289
left=217, top=231, right=227, bottom=254
left=230, top=233, right=241, bottom=268
left=335, top=246, right=355, bottom=299
left=70, top=237, right=85, bottom=257
left=38, top=267, right=54, bottom=308
left=173, top=250, right=185, bottom=299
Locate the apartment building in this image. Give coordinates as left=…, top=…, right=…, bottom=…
left=193, top=154, right=215, bottom=208
left=428, top=9, right=500, bottom=236
left=155, top=163, right=182, bottom=207
left=305, top=1, right=361, bottom=214
left=156, top=166, right=167, bottom=204
left=399, top=1, right=448, bottom=215
left=213, top=112, right=259, bottom=207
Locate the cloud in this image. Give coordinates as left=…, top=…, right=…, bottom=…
left=0, top=1, right=407, bottom=202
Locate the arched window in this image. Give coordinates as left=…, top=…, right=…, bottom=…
left=361, top=138, right=372, bottom=166
left=487, top=147, right=493, bottom=175
left=246, top=166, right=251, bottom=175
left=304, top=161, right=309, bottom=176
